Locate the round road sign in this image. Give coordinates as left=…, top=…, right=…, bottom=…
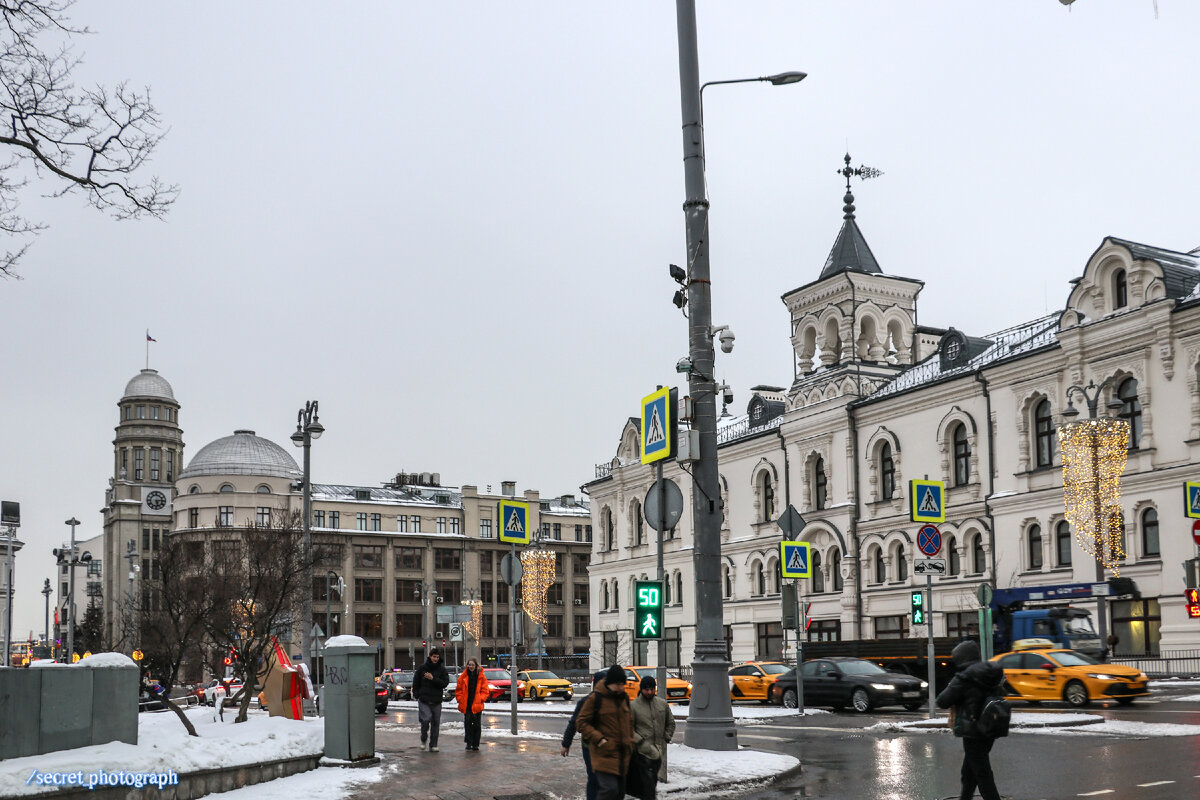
left=917, top=524, right=942, bottom=557
left=1193, top=520, right=1200, bottom=546
left=644, top=478, right=684, bottom=532
left=499, top=553, right=523, bottom=586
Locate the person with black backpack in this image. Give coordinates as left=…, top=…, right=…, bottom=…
left=936, top=640, right=1007, bottom=800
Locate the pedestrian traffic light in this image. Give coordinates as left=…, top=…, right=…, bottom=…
left=634, top=580, right=664, bottom=640
left=442, top=639, right=447, bottom=649
left=911, top=591, right=926, bottom=625
left=1185, top=589, right=1200, bottom=619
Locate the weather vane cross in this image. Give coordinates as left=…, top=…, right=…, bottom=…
left=837, top=153, right=883, bottom=220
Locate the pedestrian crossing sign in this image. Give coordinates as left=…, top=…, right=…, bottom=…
left=779, top=541, right=811, bottom=579
left=1186, top=482, right=1200, bottom=519
left=910, top=480, right=946, bottom=523
left=498, top=500, right=530, bottom=545
left=640, top=386, right=676, bottom=465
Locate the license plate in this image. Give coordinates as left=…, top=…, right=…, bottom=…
left=669, top=690, right=684, bottom=696
left=901, top=692, right=919, bottom=698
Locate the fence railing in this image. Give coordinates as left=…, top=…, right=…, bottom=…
left=1109, top=649, right=1200, bottom=678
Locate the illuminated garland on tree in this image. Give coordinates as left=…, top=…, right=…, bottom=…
left=1058, top=417, right=1130, bottom=575
left=519, top=548, right=556, bottom=629
left=461, top=599, right=483, bottom=641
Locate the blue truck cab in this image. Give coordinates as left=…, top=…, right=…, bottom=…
left=991, top=578, right=1136, bottom=658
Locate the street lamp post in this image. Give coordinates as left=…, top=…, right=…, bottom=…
left=291, top=400, right=324, bottom=673
left=58, top=517, right=91, bottom=662
left=673, top=0, right=804, bottom=750
left=41, top=578, right=52, bottom=653
left=413, top=582, right=441, bottom=661
left=123, top=539, right=139, bottom=653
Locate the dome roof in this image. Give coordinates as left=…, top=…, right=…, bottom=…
left=180, top=430, right=301, bottom=479
left=123, top=369, right=176, bottom=401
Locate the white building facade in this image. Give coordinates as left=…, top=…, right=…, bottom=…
left=584, top=198, right=1200, bottom=669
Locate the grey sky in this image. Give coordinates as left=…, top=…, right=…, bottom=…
left=3, top=1, right=1197, bottom=640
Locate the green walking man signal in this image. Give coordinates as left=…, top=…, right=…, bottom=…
left=911, top=591, right=925, bottom=625
left=634, top=580, right=664, bottom=640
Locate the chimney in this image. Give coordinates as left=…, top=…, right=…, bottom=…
left=560, top=494, right=575, bottom=507
left=501, top=481, right=516, bottom=497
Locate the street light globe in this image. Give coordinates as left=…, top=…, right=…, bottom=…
left=307, top=419, right=325, bottom=439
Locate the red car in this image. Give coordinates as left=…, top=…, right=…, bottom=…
left=480, top=668, right=525, bottom=702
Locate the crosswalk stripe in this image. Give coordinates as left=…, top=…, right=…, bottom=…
left=1136, top=781, right=1174, bottom=787
left=1077, top=791, right=1115, bottom=796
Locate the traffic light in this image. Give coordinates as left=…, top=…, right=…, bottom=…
left=442, top=639, right=447, bottom=649
left=1185, top=589, right=1200, bottom=619
left=911, top=591, right=926, bottom=625
left=421, top=639, right=427, bottom=649
left=634, top=580, right=664, bottom=640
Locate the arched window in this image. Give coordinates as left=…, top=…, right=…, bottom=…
left=722, top=563, right=733, bottom=599
left=631, top=501, right=644, bottom=546
left=188, top=485, right=200, bottom=494
left=1027, top=524, right=1043, bottom=570
left=812, top=550, right=824, bottom=593
left=603, top=509, right=614, bottom=551
left=768, top=559, right=780, bottom=594
left=873, top=547, right=886, bottom=584
left=831, top=550, right=843, bottom=591
left=952, top=424, right=971, bottom=486
left=971, top=533, right=986, bottom=574
left=814, top=457, right=828, bottom=510
left=896, top=544, right=907, bottom=582
left=612, top=579, right=619, bottom=611
left=1117, top=378, right=1142, bottom=448
left=603, top=582, right=610, bottom=611
left=1113, top=268, right=1128, bottom=309
left=1141, top=508, right=1159, bottom=557
left=675, top=571, right=683, bottom=604
left=218, top=484, right=234, bottom=493
left=664, top=574, right=672, bottom=605
left=1055, top=521, right=1072, bottom=566
left=754, top=561, right=766, bottom=596
left=947, top=535, right=960, bottom=576
left=759, top=471, right=775, bottom=522
left=880, top=442, right=895, bottom=500
left=255, top=484, right=271, bottom=494
left=1034, top=399, right=1055, bottom=468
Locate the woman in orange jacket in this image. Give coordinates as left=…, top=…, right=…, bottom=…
left=456, top=658, right=491, bottom=751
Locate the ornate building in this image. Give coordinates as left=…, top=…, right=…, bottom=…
left=584, top=177, right=1200, bottom=668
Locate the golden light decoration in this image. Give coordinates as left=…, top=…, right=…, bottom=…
left=519, top=547, right=557, bottom=629
left=1058, top=417, right=1130, bottom=575
left=461, top=599, right=483, bottom=641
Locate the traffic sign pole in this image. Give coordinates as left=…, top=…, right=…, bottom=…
left=656, top=459, right=667, bottom=714
left=926, top=571, right=935, bottom=719
left=510, top=537, right=518, bottom=735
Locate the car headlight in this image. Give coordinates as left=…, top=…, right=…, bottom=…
left=1090, top=673, right=1116, bottom=681
left=919, top=681, right=929, bottom=689
left=870, top=683, right=894, bottom=691
left=1137, top=673, right=1148, bottom=682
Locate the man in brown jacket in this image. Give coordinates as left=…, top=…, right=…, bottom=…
left=575, top=665, right=635, bottom=800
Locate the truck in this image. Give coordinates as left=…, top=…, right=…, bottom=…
left=800, top=577, right=1136, bottom=691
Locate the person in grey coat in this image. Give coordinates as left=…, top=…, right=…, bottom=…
left=936, top=640, right=1005, bottom=800
left=629, top=676, right=676, bottom=798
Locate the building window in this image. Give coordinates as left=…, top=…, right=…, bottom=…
left=436, top=580, right=460, bottom=603
left=136, top=405, right=145, bottom=419
left=218, top=506, right=233, bottom=527
left=142, top=528, right=150, bottom=550
left=807, top=619, right=841, bottom=642
left=150, top=406, right=159, bottom=420
left=874, top=615, right=908, bottom=640
left=356, top=512, right=367, bottom=531
left=1141, top=508, right=1159, bottom=557
left=1034, top=399, right=1055, bottom=468
left=722, top=563, right=732, bottom=599
left=755, top=621, right=784, bottom=661
left=449, top=518, right=459, bottom=535
left=353, top=545, right=383, bottom=569
left=479, top=519, right=492, bottom=538
left=395, top=613, right=422, bottom=638
left=1027, top=525, right=1043, bottom=569
left=166, top=450, right=174, bottom=482
left=811, top=550, right=824, bottom=593
left=574, top=583, right=588, bottom=605
left=313, top=510, right=325, bottom=528
left=971, top=533, right=986, bottom=574
left=574, top=524, right=583, bottom=542
left=395, top=547, right=421, bottom=570
left=952, top=424, right=970, bottom=486
left=396, top=579, right=420, bottom=601
left=874, top=547, right=885, bottom=584
left=1056, top=521, right=1072, bottom=566
left=329, top=511, right=340, bottom=529
left=354, top=613, right=382, bottom=639
left=831, top=550, right=843, bottom=592
left=436, top=517, right=446, bottom=534
left=480, top=551, right=493, bottom=572
left=134, top=449, right=144, bottom=481
left=585, top=525, right=592, bottom=542
left=602, top=630, right=618, bottom=666
left=354, top=578, right=383, bottom=603
left=256, top=507, right=271, bottom=526
left=574, top=615, right=590, bottom=638
left=572, top=553, right=589, bottom=574
left=632, top=501, right=644, bottom=546
left=369, top=513, right=381, bottom=531
left=150, top=449, right=161, bottom=481
left=947, top=536, right=960, bottom=576
left=545, top=614, right=563, bottom=638
left=188, top=507, right=199, bottom=528
left=1113, top=268, right=1128, bottom=309
left=880, top=442, right=895, bottom=500
left=219, top=483, right=234, bottom=493
left=410, top=515, right=421, bottom=533
left=602, top=582, right=610, bottom=611
left=541, top=523, right=551, bottom=540
left=759, top=471, right=775, bottom=522
left=1111, top=598, right=1160, bottom=656
left=896, top=545, right=907, bottom=582
left=604, top=509, right=615, bottom=551
left=1117, top=378, right=1142, bottom=448
left=946, top=612, right=980, bottom=640
left=315, top=544, right=343, bottom=567
left=496, top=614, right=509, bottom=638
left=434, top=548, right=461, bottom=571
left=553, top=523, right=561, bottom=540
left=398, top=515, right=408, bottom=533
left=753, top=562, right=766, bottom=596
left=813, top=457, right=827, bottom=510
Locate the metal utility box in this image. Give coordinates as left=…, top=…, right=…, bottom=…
left=322, top=637, right=376, bottom=762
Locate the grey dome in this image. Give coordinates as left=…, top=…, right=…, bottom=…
left=180, top=430, right=301, bottom=479
left=123, top=369, right=176, bottom=401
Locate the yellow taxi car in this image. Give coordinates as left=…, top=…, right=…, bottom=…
left=990, top=638, right=1150, bottom=707
left=729, top=661, right=790, bottom=702
left=516, top=669, right=574, bottom=701
left=622, top=666, right=692, bottom=704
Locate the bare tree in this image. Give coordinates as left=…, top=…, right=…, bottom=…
left=0, top=1, right=177, bottom=277
left=205, top=509, right=313, bottom=723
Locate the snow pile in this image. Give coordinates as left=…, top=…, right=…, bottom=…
left=77, top=653, right=137, bottom=668
left=665, top=744, right=798, bottom=794
left=0, top=707, right=322, bottom=797
left=1022, top=719, right=1200, bottom=737
left=867, top=711, right=1104, bottom=733
left=323, top=635, right=369, bottom=649
left=207, top=764, right=384, bottom=799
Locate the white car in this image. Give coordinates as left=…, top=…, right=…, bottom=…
left=203, top=678, right=244, bottom=706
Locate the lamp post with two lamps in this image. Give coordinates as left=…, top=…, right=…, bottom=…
left=291, top=400, right=324, bottom=673
left=54, top=517, right=91, bottom=662
left=673, top=0, right=805, bottom=751
left=123, top=539, right=139, bottom=654
left=413, top=582, right=442, bottom=662
left=41, top=578, right=52, bottom=656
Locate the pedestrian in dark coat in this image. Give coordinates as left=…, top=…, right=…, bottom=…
left=561, top=671, right=607, bottom=800
left=574, top=665, right=635, bottom=800
left=412, top=648, right=450, bottom=751
left=630, top=675, right=675, bottom=799
left=936, top=640, right=1005, bottom=800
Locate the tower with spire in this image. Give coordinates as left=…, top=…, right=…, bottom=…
left=100, top=368, right=184, bottom=650
left=782, top=154, right=925, bottom=407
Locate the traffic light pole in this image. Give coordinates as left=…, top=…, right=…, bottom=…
left=925, top=574, right=935, bottom=719
left=656, top=462, right=667, bottom=702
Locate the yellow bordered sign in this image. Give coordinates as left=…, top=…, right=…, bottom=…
left=1186, top=481, right=1200, bottom=519
left=498, top=500, right=530, bottom=545
left=779, top=541, right=811, bottom=579
left=910, top=480, right=946, bottom=524
left=640, top=387, right=677, bottom=465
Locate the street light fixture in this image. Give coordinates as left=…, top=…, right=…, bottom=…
left=292, top=400, right=323, bottom=672
left=123, top=538, right=139, bottom=654
left=413, top=582, right=441, bottom=661
left=674, top=0, right=805, bottom=751
left=41, top=578, right=52, bottom=655
left=55, top=517, right=91, bottom=662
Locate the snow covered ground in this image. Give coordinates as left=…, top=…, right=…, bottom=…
left=868, top=712, right=1200, bottom=738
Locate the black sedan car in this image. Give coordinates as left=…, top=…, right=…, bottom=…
left=770, top=657, right=928, bottom=712
left=374, top=679, right=390, bottom=713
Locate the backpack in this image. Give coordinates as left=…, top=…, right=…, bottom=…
left=975, top=694, right=1011, bottom=738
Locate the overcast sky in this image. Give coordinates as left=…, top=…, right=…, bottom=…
left=2, top=1, right=1197, bottom=641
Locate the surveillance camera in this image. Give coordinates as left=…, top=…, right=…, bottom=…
left=722, top=387, right=734, bottom=406
left=719, top=329, right=735, bottom=353
left=290, top=480, right=303, bottom=491
left=669, top=263, right=686, bottom=283
left=675, top=356, right=693, bottom=374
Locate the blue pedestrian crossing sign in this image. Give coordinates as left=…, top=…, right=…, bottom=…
left=910, top=480, right=946, bottom=524
left=779, top=541, right=811, bottom=579
left=1186, top=482, right=1200, bottom=520
left=498, top=500, right=530, bottom=545
left=640, top=386, right=677, bottom=465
